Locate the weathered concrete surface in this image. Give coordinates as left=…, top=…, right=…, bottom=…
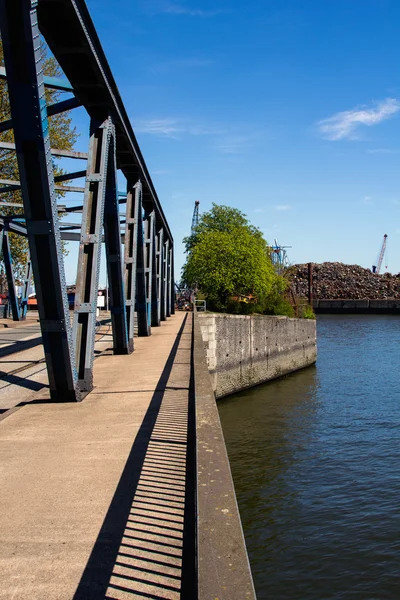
left=193, top=311, right=256, bottom=600
left=199, top=313, right=316, bottom=398
left=0, top=311, right=195, bottom=599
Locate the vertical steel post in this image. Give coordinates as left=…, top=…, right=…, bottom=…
left=134, top=186, right=147, bottom=336
left=123, top=181, right=141, bottom=352
left=20, top=252, right=32, bottom=320
left=158, top=228, right=166, bottom=322
left=2, top=230, right=19, bottom=321
left=0, top=0, right=79, bottom=400
left=73, top=117, right=111, bottom=392
left=103, top=124, right=129, bottom=354
left=136, top=201, right=150, bottom=337
left=151, top=216, right=160, bottom=327
left=170, top=245, right=175, bottom=315
left=165, top=239, right=171, bottom=318
left=144, top=210, right=155, bottom=331
left=163, top=239, right=169, bottom=319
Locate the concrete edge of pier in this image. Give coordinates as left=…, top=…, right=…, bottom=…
left=193, top=309, right=257, bottom=600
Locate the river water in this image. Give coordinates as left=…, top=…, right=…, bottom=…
left=218, top=315, right=400, bottom=600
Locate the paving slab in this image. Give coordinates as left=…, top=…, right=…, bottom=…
left=0, top=311, right=194, bottom=599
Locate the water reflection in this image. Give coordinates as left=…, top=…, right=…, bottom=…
left=219, top=315, right=400, bottom=599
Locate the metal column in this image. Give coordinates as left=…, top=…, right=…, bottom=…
left=158, top=229, right=166, bottom=322
left=151, top=218, right=160, bottom=327
left=103, top=123, right=129, bottom=354
left=162, top=239, right=169, bottom=320
left=0, top=0, right=79, bottom=400
left=20, top=252, right=32, bottom=320
left=136, top=198, right=150, bottom=337
left=124, top=181, right=141, bottom=351
left=2, top=230, right=19, bottom=321
left=170, top=245, right=175, bottom=315
left=73, top=117, right=110, bottom=392
left=144, top=211, right=155, bottom=331
left=166, top=242, right=171, bottom=318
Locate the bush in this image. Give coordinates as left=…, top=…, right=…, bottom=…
left=299, top=304, right=316, bottom=319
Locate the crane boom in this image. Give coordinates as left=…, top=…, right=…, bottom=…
left=372, top=234, right=388, bottom=274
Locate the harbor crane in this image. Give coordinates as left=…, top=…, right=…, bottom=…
left=191, top=200, right=200, bottom=234
left=267, top=239, right=292, bottom=274
left=372, top=234, right=388, bottom=274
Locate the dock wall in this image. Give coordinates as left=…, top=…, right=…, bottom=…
left=198, top=313, right=317, bottom=398
left=313, top=299, right=400, bottom=314
left=193, top=311, right=256, bottom=599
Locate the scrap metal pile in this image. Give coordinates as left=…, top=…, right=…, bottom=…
left=288, top=262, right=400, bottom=300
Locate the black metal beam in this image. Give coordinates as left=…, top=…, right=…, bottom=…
left=143, top=210, right=154, bottom=334
left=0, top=178, right=85, bottom=194
left=166, top=243, right=172, bottom=318
left=73, top=117, right=112, bottom=391
left=20, top=253, right=32, bottom=320
left=151, top=216, right=160, bottom=327
left=170, top=246, right=175, bottom=315
left=159, top=228, right=166, bottom=322
left=0, top=96, right=81, bottom=133
left=124, top=182, right=140, bottom=351
left=135, top=184, right=149, bottom=337
left=103, top=120, right=130, bottom=354
left=1, top=230, right=19, bottom=321
left=163, top=239, right=170, bottom=319
left=0, top=65, right=74, bottom=91
left=0, top=0, right=80, bottom=401
left=0, top=140, right=88, bottom=160
left=54, top=170, right=86, bottom=183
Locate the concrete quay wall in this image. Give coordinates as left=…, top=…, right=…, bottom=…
left=198, top=313, right=317, bottom=398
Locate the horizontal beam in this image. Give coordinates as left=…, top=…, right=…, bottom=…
left=0, top=96, right=81, bottom=133
left=0, top=65, right=74, bottom=91
left=0, top=178, right=84, bottom=194
left=54, top=170, right=86, bottom=183
left=0, top=141, right=88, bottom=160
left=64, top=196, right=127, bottom=213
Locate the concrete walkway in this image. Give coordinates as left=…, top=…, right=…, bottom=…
left=0, top=311, right=194, bottom=599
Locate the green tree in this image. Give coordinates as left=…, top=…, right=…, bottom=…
left=0, top=39, right=77, bottom=282
left=182, top=204, right=282, bottom=311
left=184, top=203, right=265, bottom=253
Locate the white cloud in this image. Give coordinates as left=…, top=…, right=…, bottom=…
left=216, top=134, right=256, bottom=154
left=361, top=195, right=373, bottom=205
left=162, top=3, right=225, bottom=16
left=151, top=169, right=170, bottom=175
left=367, top=148, right=397, bottom=154
left=134, top=117, right=221, bottom=138
left=253, top=208, right=264, bottom=213
left=274, top=204, right=291, bottom=211
left=318, top=98, right=400, bottom=141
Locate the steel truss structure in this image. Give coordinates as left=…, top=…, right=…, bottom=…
left=0, top=0, right=175, bottom=401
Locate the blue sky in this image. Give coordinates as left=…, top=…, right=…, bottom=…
left=61, top=0, right=400, bottom=283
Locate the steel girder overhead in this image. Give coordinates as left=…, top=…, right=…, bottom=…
left=0, top=0, right=175, bottom=401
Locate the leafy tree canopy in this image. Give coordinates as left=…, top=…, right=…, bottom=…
left=182, top=204, right=286, bottom=312
left=183, top=227, right=276, bottom=303
left=183, top=203, right=265, bottom=253
left=0, top=39, right=77, bottom=282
